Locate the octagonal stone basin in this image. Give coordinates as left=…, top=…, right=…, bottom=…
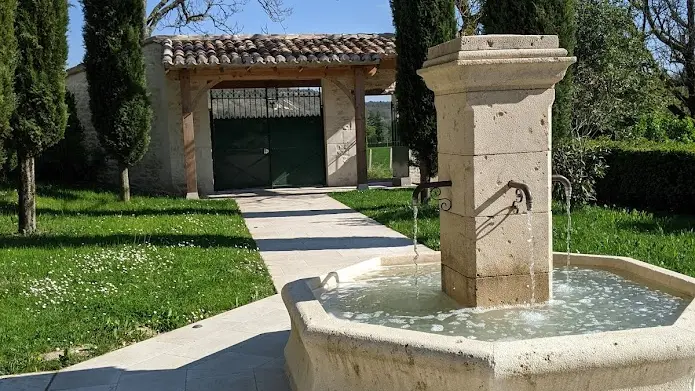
left=281, top=253, right=695, bottom=391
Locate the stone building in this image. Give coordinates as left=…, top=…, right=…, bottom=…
left=66, top=34, right=400, bottom=198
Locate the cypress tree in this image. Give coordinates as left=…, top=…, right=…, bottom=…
left=83, top=0, right=151, bottom=202
left=391, top=0, right=457, bottom=182
left=11, top=0, right=68, bottom=234
left=481, top=0, right=576, bottom=141
left=0, top=0, right=16, bottom=173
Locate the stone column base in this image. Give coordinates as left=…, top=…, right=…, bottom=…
left=391, top=177, right=411, bottom=187
left=441, top=265, right=550, bottom=307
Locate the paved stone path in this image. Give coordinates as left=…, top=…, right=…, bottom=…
left=1, top=188, right=420, bottom=391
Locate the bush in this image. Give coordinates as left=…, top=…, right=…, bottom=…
left=631, top=112, right=695, bottom=142
left=552, top=139, right=608, bottom=207
left=595, top=140, right=695, bottom=214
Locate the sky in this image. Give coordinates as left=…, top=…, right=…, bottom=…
left=67, top=0, right=396, bottom=67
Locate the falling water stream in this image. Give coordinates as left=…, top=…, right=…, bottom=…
left=565, top=194, right=572, bottom=282
left=526, top=211, right=536, bottom=304
left=412, top=204, right=420, bottom=297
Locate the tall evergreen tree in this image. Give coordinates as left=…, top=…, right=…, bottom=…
left=481, top=0, right=576, bottom=141
left=391, top=0, right=457, bottom=182
left=367, top=111, right=386, bottom=145
left=0, top=0, right=16, bottom=174
left=11, top=0, right=68, bottom=234
left=83, top=0, right=152, bottom=202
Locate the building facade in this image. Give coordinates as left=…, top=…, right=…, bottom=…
left=67, top=34, right=397, bottom=197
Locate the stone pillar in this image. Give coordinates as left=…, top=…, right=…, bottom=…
left=418, top=35, right=575, bottom=307
left=180, top=70, right=199, bottom=199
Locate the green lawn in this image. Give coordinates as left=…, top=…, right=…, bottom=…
left=368, top=146, right=392, bottom=179
left=0, top=187, right=274, bottom=375
left=331, top=189, right=695, bottom=277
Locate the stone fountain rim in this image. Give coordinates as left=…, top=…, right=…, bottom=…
left=281, top=252, right=695, bottom=375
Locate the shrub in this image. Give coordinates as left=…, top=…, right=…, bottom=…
left=595, top=140, right=695, bottom=214
left=631, top=112, right=695, bottom=142
left=552, top=139, right=608, bottom=207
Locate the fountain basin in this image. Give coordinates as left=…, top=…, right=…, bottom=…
left=282, top=253, right=695, bottom=391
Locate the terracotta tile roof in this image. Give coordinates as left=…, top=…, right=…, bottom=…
left=160, top=34, right=396, bottom=68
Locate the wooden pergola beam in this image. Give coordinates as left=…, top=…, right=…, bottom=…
left=180, top=69, right=198, bottom=199
left=213, top=79, right=322, bottom=89
left=169, top=65, right=380, bottom=82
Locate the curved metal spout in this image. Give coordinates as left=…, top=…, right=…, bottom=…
left=508, top=181, right=533, bottom=211
left=552, top=174, right=572, bottom=200
left=412, top=180, right=452, bottom=207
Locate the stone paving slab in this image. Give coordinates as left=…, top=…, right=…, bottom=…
left=1, top=187, right=425, bottom=391
left=233, top=187, right=423, bottom=291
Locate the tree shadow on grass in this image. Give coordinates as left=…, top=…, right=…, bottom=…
left=0, top=233, right=258, bottom=250
left=344, top=204, right=440, bottom=226
left=36, top=186, right=84, bottom=201
left=0, top=200, right=242, bottom=218
left=615, top=216, right=695, bottom=235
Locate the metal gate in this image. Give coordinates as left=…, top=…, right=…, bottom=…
left=210, top=87, right=326, bottom=190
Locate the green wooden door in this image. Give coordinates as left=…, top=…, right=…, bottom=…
left=269, top=116, right=325, bottom=187
left=210, top=87, right=325, bottom=191
left=212, top=118, right=270, bottom=190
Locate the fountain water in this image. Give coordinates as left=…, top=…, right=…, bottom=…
left=526, top=210, right=536, bottom=304
left=553, top=174, right=574, bottom=280
left=282, top=35, right=695, bottom=391
left=412, top=203, right=420, bottom=297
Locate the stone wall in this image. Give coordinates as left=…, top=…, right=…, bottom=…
left=322, top=76, right=358, bottom=186
left=65, top=42, right=178, bottom=194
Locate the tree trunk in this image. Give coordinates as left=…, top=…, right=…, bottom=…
left=119, top=164, right=131, bottom=202
left=17, top=153, right=36, bottom=235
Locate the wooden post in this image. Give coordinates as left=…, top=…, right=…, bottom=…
left=354, top=68, right=368, bottom=189
left=180, top=70, right=199, bottom=199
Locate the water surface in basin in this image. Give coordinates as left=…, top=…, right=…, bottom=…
left=317, top=264, right=691, bottom=341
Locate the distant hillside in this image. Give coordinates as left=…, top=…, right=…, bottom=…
left=366, top=101, right=392, bottom=123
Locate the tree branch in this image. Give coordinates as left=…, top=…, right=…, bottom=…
left=639, top=0, right=687, bottom=53
left=145, top=0, right=292, bottom=37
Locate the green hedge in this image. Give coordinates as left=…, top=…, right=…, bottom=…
left=595, top=140, right=695, bottom=214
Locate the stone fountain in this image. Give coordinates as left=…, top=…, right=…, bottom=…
left=281, top=35, right=695, bottom=391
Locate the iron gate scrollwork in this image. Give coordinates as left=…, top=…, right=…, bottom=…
left=210, top=87, right=322, bottom=119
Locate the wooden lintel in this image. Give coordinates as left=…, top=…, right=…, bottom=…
left=379, top=58, right=397, bottom=70
left=183, top=66, right=359, bottom=81
left=366, top=66, right=378, bottom=77
left=213, top=79, right=322, bottom=89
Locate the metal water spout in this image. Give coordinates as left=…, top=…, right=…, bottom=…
left=552, top=175, right=572, bottom=200
left=411, top=181, right=453, bottom=207
left=507, top=181, right=533, bottom=212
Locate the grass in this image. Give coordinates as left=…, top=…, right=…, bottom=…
left=331, top=189, right=695, bottom=277
left=0, top=186, right=274, bottom=375
left=368, top=146, right=392, bottom=180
